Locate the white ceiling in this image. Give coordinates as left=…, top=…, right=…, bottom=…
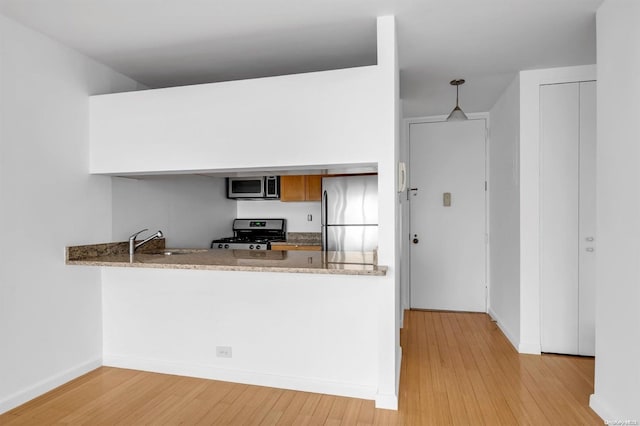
left=0, top=0, right=602, bottom=118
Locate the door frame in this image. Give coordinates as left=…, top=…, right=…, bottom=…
left=402, top=113, right=491, bottom=314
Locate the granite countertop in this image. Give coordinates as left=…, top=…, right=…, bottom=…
left=273, top=232, right=322, bottom=246
left=66, top=240, right=386, bottom=276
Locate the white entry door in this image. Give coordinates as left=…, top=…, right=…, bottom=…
left=409, top=119, right=487, bottom=312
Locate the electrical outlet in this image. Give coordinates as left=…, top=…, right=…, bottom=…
left=216, top=346, right=232, bottom=358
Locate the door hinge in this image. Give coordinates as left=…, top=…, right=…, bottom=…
left=485, top=181, right=487, bottom=191
left=485, top=233, right=489, bottom=244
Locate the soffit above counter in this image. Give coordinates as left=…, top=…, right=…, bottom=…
left=105, top=163, right=378, bottom=180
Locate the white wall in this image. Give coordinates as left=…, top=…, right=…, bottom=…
left=590, top=0, right=640, bottom=421
left=376, top=17, right=401, bottom=409
left=0, top=15, right=141, bottom=414
left=518, top=64, right=596, bottom=354
left=237, top=200, right=321, bottom=233
left=488, top=74, right=521, bottom=348
left=90, top=66, right=387, bottom=175
left=486, top=65, right=596, bottom=355
left=111, top=175, right=236, bottom=248
left=102, top=268, right=382, bottom=401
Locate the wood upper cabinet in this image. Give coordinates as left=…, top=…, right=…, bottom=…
left=280, top=176, right=306, bottom=201
left=280, top=175, right=322, bottom=202
left=305, top=176, right=322, bottom=201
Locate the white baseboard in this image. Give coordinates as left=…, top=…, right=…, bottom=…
left=395, top=346, right=402, bottom=393
left=589, top=394, right=613, bottom=423
left=487, top=308, right=520, bottom=351
left=0, top=357, right=101, bottom=415
left=517, top=341, right=542, bottom=355
left=103, top=354, right=377, bottom=402
left=374, top=346, right=401, bottom=410
left=487, top=308, right=541, bottom=354
left=375, top=392, right=399, bottom=410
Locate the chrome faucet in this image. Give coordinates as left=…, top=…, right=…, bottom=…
left=129, top=228, right=164, bottom=256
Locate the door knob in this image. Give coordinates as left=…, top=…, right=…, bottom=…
left=586, top=237, right=594, bottom=242
left=586, top=247, right=594, bottom=252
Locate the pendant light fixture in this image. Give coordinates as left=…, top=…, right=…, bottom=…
left=447, top=79, right=468, bottom=121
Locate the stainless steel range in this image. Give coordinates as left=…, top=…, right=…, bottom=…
left=210, top=219, right=286, bottom=250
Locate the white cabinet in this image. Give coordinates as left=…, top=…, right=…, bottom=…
left=540, top=81, right=596, bottom=356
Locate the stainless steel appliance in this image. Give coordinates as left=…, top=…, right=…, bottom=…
left=227, top=176, right=280, bottom=199
left=321, top=175, right=378, bottom=252
left=210, top=219, right=286, bottom=250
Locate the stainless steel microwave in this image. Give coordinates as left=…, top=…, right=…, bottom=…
left=227, top=176, right=280, bottom=199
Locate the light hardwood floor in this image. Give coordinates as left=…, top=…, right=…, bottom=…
left=0, top=310, right=602, bottom=425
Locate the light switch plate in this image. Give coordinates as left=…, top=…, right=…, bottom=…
left=443, top=192, right=451, bottom=207
left=216, top=346, right=232, bottom=358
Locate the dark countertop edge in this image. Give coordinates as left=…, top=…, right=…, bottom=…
left=270, top=241, right=322, bottom=246
left=66, top=260, right=388, bottom=276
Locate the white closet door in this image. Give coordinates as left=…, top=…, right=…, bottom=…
left=578, top=81, right=597, bottom=356
left=540, top=83, right=580, bottom=355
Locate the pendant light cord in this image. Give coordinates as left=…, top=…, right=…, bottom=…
left=447, top=78, right=468, bottom=121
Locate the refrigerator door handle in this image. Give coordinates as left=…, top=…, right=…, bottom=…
left=322, top=190, right=328, bottom=252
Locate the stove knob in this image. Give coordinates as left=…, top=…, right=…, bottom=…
left=249, top=245, right=254, bottom=250
left=218, top=244, right=223, bottom=249
left=256, top=245, right=261, bottom=250
left=224, top=244, right=229, bottom=249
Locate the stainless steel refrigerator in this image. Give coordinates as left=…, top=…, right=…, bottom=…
left=321, top=175, right=378, bottom=252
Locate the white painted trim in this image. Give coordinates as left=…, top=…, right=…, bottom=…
left=375, top=393, right=399, bottom=410
left=396, top=346, right=402, bottom=392
left=517, top=341, right=542, bottom=355
left=103, top=354, right=377, bottom=402
left=378, top=345, right=402, bottom=410
left=484, top=115, right=492, bottom=314
left=0, top=358, right=101, bottom=415
left=489, top=308, right=541, bottom=354
left=488, top=308, right=520, bottom=351
left=403, top=112, right=490, bottom=126
left=588, top=394, right=612, bottom=423
left=373, top=345, right=401, bottom=410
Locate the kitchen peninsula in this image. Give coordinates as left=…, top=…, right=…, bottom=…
left=66, top=240, right=386, bottom=275
left=65, top=237, right=391, bottom=407
left=82, top=16, right=399, bottom=410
